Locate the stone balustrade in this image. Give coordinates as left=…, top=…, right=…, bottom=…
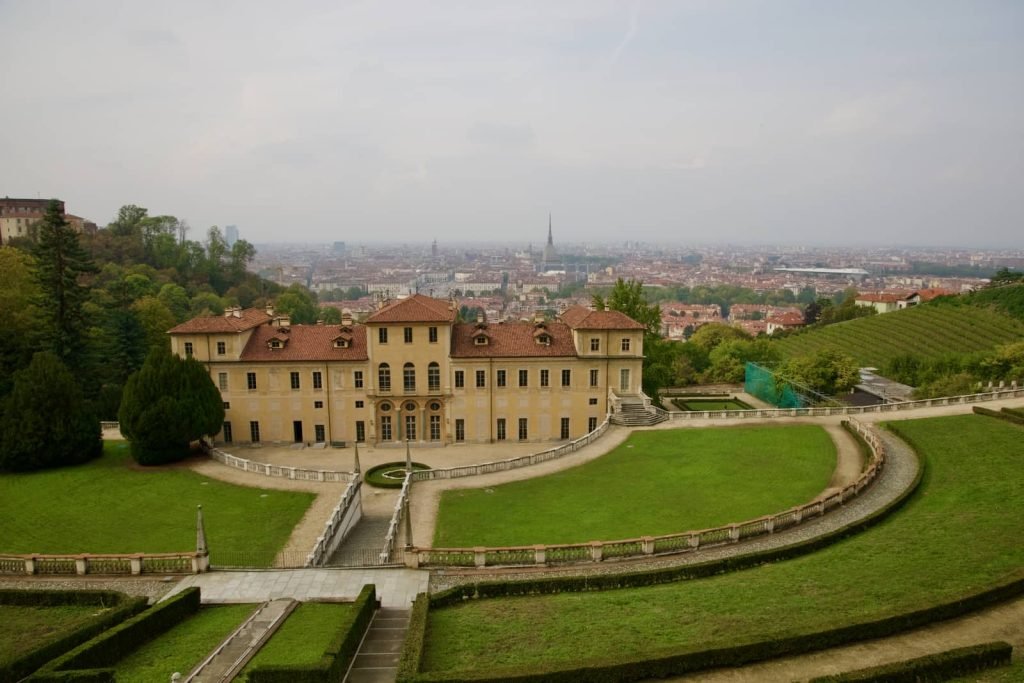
left=0, top=551, right=208, bottom=576
left=411, top=418, right=611, bottom=482
left=305, top=478, right=364, bottom=567
left=380, top=472, right=413, bottom=565
left=202, top=442, right=356, bottom=483
left=405, top=418, right=886, bottom=569
left=667, top=386, right=1024, bottom=421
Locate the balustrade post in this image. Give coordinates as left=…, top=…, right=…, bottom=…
left=766, top=518, right=775, bottom=534
left=534, top=545, right=547, bottom=565
left=589, top=542, right=603, bottom=562
left=75, top=556, right=88, bottom=575
left=794, top=508, right=803, bottom=524
left=641, top=537, right=655, bottom=555
left=405, top=550, right=420, bottom=569
left=473, top=547, right=486, bottom=568
left=688, top=534, right=700, bottom=549
left=728, top=525, right=740, bottom=542
left=24, top=557, right=36, bottom=575
left=130, top=556, right=143, bottom=575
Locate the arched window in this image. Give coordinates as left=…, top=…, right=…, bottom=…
left=378, top=363, right=391, bottom=392
left=403, top=362, right=416, bottom=392
left=428, top=362, right=440, bottom=391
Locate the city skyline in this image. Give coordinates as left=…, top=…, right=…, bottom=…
left=2, top=1, right=1022, bottom=247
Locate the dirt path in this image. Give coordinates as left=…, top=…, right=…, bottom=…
left=662, top=595, right=1024, bottom=682
left=821, top=422, right=863, bottom=494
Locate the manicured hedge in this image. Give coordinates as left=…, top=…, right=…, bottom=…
left=396, top=594, right=430, bottom=683
left=0, top=590, right=145, bottom=683
left=246, top=584, right=377, bottom=683
left=972, top=406, right=1024, bottom=426
left=0, top=589, right=126, bottom=608
left=365, top=462, right=429, bottom=488
left=24, top=669, right=115, bottom=682
left=29, top=588, right=201, bottom=679
left=401, top=579, right=1024, bottom=682
left=808, top=640, right=1013, bottom=682
left=1003, top=406, right=1024, bottom=419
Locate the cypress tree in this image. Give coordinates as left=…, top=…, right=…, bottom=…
left=0, top=352, right=102, bottom=471
left=33, top=200, right=97, bottom=373
left=119, top=346, right=225, bottom=465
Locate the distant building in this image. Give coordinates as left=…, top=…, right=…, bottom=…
left=225, top=225, right=239, bottom=247
left=333, top=241, right=347, bottom=256
left=766, top=311, right=807, bottom=335
left=0, top=197, right=95, bottom=245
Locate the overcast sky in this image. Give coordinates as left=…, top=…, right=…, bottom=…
left=1, top=1, right=1022, bottom=247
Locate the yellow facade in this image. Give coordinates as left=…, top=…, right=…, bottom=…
left=169, top=296, right=645, bottom=448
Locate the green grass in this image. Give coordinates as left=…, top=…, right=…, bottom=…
left=0, top=442, right=315, bottom=565
left=772, top=304, right=1024, bottom=367
left=433, top=425, right=836, bottom=547
left=421, top=415, right=1024, bottom=674
left=0, top=604, right=109, bottom=662
left=948, top=659, right=1024, bottom=682
left=242, top=602, right=356, bottom=676
left=113, top=604, right=256, bottom=683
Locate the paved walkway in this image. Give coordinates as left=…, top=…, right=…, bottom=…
left=165, top=568, right=428, bottom=609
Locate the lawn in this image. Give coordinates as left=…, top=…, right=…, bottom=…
left=420, top=415, right=1024, bottom=674
left=0, top=604, right=109, bottom=662
left=242, top=602, right=356, bottom=677
left=113, top=604, right=256, bottom=683
left=433, top=425, right=836, bottom=547
left=0, top=442, right=315, bottom=565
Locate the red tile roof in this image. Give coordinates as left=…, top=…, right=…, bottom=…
left=365, top=294, right=457, bottom=323
left=559, top=305, right=645, bottom=330
left=766, top=311, right=805, bottom=326
left=451, top=322, right=578, bottom=358
left=168, top=308, right=272, bottom=334
left=240, top=325, right=369, bottom=362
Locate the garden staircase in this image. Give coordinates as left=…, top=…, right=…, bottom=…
left=344, top=607, right=411, bottom=683
left=185, top=598, right=297, bottom=683
left=611, top=397, right=668, bottom=427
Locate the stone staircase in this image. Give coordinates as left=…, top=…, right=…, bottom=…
left=344, top=607, right=410, bottom=683
left=610, top=397, right=668, bottom=427
left=185, top=598, right=296, bottom=683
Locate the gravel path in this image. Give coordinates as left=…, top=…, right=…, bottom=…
left=428, top=428, right=919, bottom=591
left=0, top=576, right=180, bottom=603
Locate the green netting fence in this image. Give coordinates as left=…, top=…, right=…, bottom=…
left=744, top=362, right=842, bottom=409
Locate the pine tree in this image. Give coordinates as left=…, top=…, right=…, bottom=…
left=0, top=352, right=101, bottom=471
left=33, top=200, right=97, bottom=372
left=119, top=347, right=225, bottom=465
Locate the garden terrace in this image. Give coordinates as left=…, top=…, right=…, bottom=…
left=432, top=424, right=837, bottom=548
left=0, top=442, right=315, bottom=567
left=410, top=414, right=1024, bottom=679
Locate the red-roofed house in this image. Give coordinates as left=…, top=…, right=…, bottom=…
left=766, top=311, right=806, bottom=335
left=169, top=296, right=647, bottom=447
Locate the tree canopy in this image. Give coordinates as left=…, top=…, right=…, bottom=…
left=119, top=347, right=226, bottom=465
left=0, top=352, right=101, bottom=472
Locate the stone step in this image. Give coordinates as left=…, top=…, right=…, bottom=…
left=346, top=669, right=399, bottom=683
left=344, top=607, right=412, bottom=683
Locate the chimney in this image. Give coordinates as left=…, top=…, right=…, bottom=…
left=533, top=311, right=545, bottom=324
left=341, top=311, right=353, bottom=327
left=265, top=302, right=275, bottom=317
left=476, top=310, right=484, bottom=324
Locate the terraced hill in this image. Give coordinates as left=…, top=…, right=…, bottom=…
left=772, top=304, right=1024, bottom=367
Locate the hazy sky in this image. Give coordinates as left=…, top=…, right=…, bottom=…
left=2, top=1, right=1022, bottom=246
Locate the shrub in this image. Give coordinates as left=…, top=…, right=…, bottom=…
left=33, top=588, right=200, bottom=677
left=972, top=406, right=1024, bottom=426
left=246, top=585, right=377, bottom=683
left=119, top=346, right=224, bottom=465
left=365, top=462, right=430, bottom=488
left=0, top=591, right=144, bottom=683
left=807, top=641, right=1013, bottom=682
left=0, top=351, right=101, bottom=472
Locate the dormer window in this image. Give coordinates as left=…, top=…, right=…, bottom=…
left=536, top=334, right=551, bottom=346
left=474, top=335, right=489, bottom=346
left=270, top=340, right=282, bottom=349
left=268, top=332, right=289, bottom=350
left=334, top=339, right=350, bottom=349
